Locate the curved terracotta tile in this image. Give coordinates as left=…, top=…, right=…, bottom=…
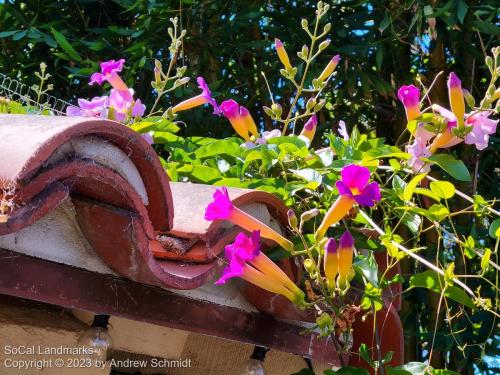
left=0, top=114, right=292, bottom=290
left=0, top=114, right=172, bottom=231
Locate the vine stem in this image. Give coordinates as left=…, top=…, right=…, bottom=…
left=358, top=210, right=477, bottom=300
left=424, top=174, right=500, bottom=216
left=377, top=166, right=500, bottom=217
left=281, top=14, right=320, bottom=135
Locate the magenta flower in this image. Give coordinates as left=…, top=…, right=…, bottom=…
left=172, top=77, right=220, bottom=115
left=66, top=96, right=108, bottom=117
left=204, top=187, right=233, bottom=221
left=89, top=59, right=130, bottom=94
left=315, top=165, right=380, bottom=240
left=204, top=187, right=294, bottom=251
left=215, top=231, right=305, bottom=305
left=215, top=231, right=260, bottom=285
left=225, top=230, right=261, bottom=263
left=464, top=112, right=498, bottom=150
left=397, top=85, right=421, bottom=121
left=336, top=165, right=381, bottom=207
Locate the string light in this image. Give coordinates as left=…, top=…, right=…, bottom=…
left=78, top=314, right=113, bottom=363
left=239, top=346, right=268, bottom=375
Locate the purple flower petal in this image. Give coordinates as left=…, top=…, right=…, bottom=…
left=335, top=180, right=353, bottom=197
left=215, top=258, right=244, bottom=285
left=354, top=182, right=381, bottom=207
left=339, top=231, right=354, bottom=249
left=225, top=231, right=261, bottom=262
left=341, top=164, right=370, bottom=190
left=325, top=238, right=338, bottom=254
left=220, top=99, right=240, bottom=119
left=197, top=76, right=220, bottom=115
left=66, top=106, right=83, bottom=116
left=132, top=99, right=146, bottom=117
left=397, top=85, right=420, bottom=108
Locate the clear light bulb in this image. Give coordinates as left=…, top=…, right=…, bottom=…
left=78, top=315, right=113, bottom=363
left=239, top=346, right=267, bottom=375
left=239, top=358, right=266, bottom=375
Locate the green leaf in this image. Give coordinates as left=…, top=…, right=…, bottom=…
left=176, top=165, right=221, bottom=183
left=489, top=218, right=500, bottom=238
left=289, top=168, right=322, bottom=184
left=456, top=0, right=468, bottom=23
left=481, top=249, right=491, bottom=273
left=429, top=181, right=455, bottom=200
left=388, top=362, right=429, bottom=375
left=428, top=204, right=450, bottom=221
left=409, top=271, right=474, bottom=309
left=403, top=173, right=427, bottom=201
left=267, top=135, right=306, bottom=148
left=51, top=28, right=82, bottom=62
left=132, top=117, right=180, bottom=133
left=379, top=12, right=391, bottom=32
left=427, top=154, right=471, bottom=181
left=432, top=370, right=461, bottom=375
left=353, top=252, right=379, bottom=287
left=195, top=139, right=242, bottom=159
left=386, top=366, right=412, bottom=375
left=413, top=188, right=440, bottom=201
left=333, top=367, right=370, bottom=375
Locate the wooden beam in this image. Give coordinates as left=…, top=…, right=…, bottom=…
left=0, top=249, right=344, bottom=365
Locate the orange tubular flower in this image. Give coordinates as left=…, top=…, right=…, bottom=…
left=219, top=99, right=252, bottom=140
left=240, top=106, right=259, bottom=137
left=337, top=231, right=355, bottom=288
left=323, top=238, right=338, bottom=290
left=428, top=104, right=459, bottom=153
left=299, top=114, right=318, bottom=143
left=275, top=38, right=292, bottom=71
left=317, top=55, right=340, bottom=83
left=205, top=187, right=294, bottom=252
left=448, top=72, right=465, bottom=127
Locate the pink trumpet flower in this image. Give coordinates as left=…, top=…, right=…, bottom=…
left=66, top=96, right=108, bottom=117
left=215, top=231, right=306, bottom=305
left=205, top=187, right=294, bottom=251
left=464, top=112, right=498, bottom=150
left=315, top=165, right=381, bottom=240
left=172, top=77, right=220, bottom=115
left=90, top=59, right=131, bottom=98
left=406, top=124, right=434, bottom=173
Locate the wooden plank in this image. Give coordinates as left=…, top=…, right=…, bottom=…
left=0, top=249, right=343, bottom=365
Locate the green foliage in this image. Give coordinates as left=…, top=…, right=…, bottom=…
left=2, top=2, right=499, bottom=374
